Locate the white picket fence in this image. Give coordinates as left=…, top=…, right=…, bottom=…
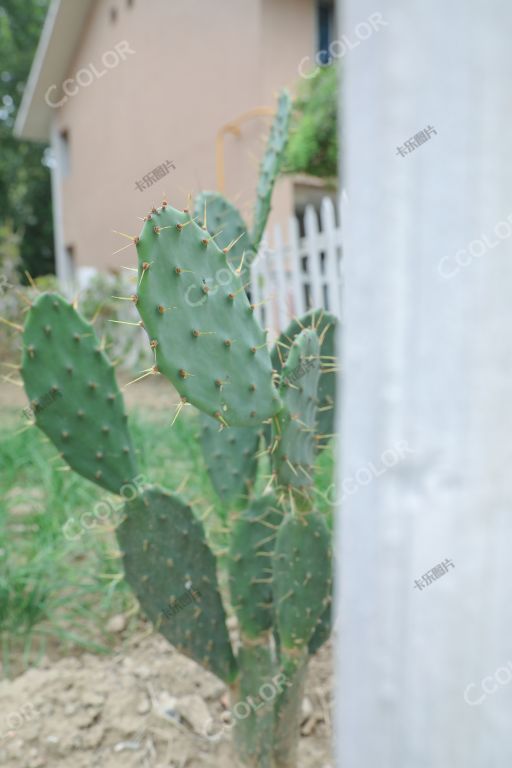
left=250, top=196, right=343, bottom=338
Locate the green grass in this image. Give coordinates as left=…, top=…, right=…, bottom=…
left=0, top=405, right=334, bottom=677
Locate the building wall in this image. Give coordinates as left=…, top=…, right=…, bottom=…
left=52, top=0, right=316, bottom=276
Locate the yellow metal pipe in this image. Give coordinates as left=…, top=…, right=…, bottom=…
left=216, top=106, right=275, bottom=194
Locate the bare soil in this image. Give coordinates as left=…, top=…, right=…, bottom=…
left=0, top=631, right=333, bottom=768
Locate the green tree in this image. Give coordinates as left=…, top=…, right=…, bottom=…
left=284, top=64, right=339, bottom=180
left=0, top=0, right=54, bottom=279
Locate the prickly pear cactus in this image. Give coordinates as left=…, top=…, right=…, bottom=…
left=17, top=81, right=338, bottom=768
left=272, top=328, right=320, bottom=501
left=272, top=310, right=338, bottom=449
left=21, top=293, right=139, bottom=495
left=273, top=511, right=332, bottom=657
left=134, top=202, right=281, bottom=426
left=251, top=90, right=292, bottom=250
left=199, top=413, right=261, bottom=505
left=194, top=191, right=253, bottom=277
left=228, top=495, right=283, bottom=637
left=117, top=486, right=237, bottom=683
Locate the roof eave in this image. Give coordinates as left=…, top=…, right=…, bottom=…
left=14, top=0, right=95, bottom=142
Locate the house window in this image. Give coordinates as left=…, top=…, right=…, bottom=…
left=58, top=129, right=70, bottom=177
left=317, top=1, right=335, bottom=64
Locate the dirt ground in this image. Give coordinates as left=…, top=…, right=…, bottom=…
left=0, top=629, right=333, bottom=768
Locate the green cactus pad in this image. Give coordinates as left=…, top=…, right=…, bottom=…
left=117, top=487, right=237, bottom=683
left=228, top=495, right=283, bottom=638
left=194, top=191, right=254, bottom=280
left=273, top=511, right=332, bottom=651
left=272, top=328, right=320, bottom=499
left=308, top=581, right=333, bottom=655
left=133, top=202, right=280, bottom=426
left=251, top=90, right=292, bottom=250
left=199, top=412, right=261, bottom=505
left=272, top=309, right=338, bottom=449
left=20, top=292, right=139, bottom=495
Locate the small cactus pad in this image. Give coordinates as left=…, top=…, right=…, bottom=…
left=251, top=90, right=292, bottom=249
left=21, top=293, right=138, bottom=495
left=272, top=310, right=338, bottom=448
left=117, top=487, right=237, bottom=683
left=273, top=511, right=332, bottom=651
left=134, top=202, right=280, bottom=426
left=272, top=328, right=320, bottom=498
left=199, top=412, right=261, bottom=505
left=228, top=495, right=283, bottom=638
left=194, top=191, right=254, bottom=278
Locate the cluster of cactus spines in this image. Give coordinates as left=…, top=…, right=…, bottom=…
left=133, top=202, right=281, bottom=427
left=271, top=328, right=320, bottom=502
left=194, top=89, right=292, bottom=291
left=251, top=90, right=292, bottom=250
left=194, top=191, right=252, bottom=276
left=234, top=644, right=278, bottom=768
left=228, top=495, right=283, bottom=638
left=272, top=309, right=338, bottom=449
left=199, top=412, right=261, bottom=505
left=21, top=293, right=139, bottom=495
left=117, top=487, right=238, bottom=683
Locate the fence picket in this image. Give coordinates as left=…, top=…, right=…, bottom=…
left=304, top=205, right=323, bottom=310
left=250, top=196, right=343, bottom=335
left=321, top=197, right=341, bottom=319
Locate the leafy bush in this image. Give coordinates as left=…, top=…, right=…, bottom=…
left=284, top=64, right=338, bottom=180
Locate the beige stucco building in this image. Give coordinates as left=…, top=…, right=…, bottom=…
left=16, top=0, right=335, bottom=285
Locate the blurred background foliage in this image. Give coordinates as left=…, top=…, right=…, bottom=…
left=0, top=0, right=54, bottom=281
left=284, top=64, right=338, bottom=181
